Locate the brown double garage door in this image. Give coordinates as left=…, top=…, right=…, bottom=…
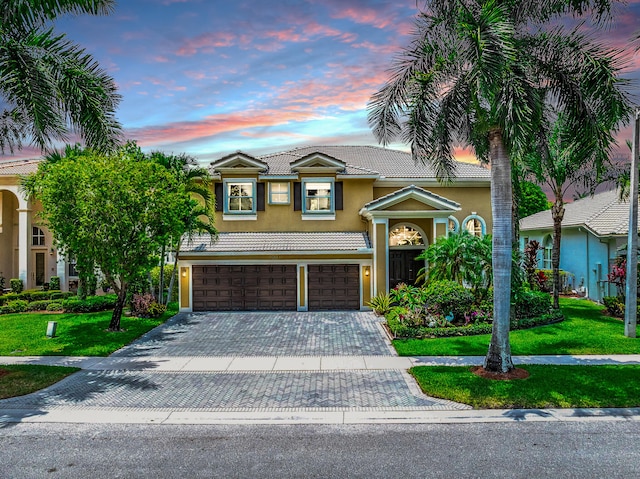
left=192, top=264, right=360, bottom=311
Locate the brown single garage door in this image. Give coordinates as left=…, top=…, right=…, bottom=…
left=307, top=264, right=360, bottom=310
left=192, top=265, right=297, bottom=311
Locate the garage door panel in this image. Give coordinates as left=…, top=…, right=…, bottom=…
left=308, top=264, right=360, bottom=311
left=192, top=265, right=297, bottom=311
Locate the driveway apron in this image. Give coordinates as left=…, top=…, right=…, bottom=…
left=0, top=311, right=469, bottom=413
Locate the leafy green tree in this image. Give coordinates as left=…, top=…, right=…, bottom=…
left=149, top=151, right=217, bottom=305
left=23, top=142, right=195, bottom=330
left=1, top=0, right=121, bottom=154
left=368, top=0, right=630, bottom=372
left=518, top=181, right=550, bottom=220
left=416, top=231, right=492, bottom=294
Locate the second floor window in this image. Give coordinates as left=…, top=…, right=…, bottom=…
left=226, top=181, right=255, bottom=213
left=304, top=181, right=333, bottom=213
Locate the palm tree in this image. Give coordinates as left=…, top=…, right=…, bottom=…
left=368, top=0, right=631, bottom=372
left=150, top=152, right=217, bottom=305
left=523, top=112, right=624, bottom=310
left=1, top=0, right=121, bottom=154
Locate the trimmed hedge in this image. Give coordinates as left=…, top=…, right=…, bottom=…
left=387, top=309, right=564, bottom=339
left=26, top=300, right=52, bottom=312
left=0, top=290, right=74, bottom=305
left=514, top=290, right=552, bottom=319
left=0, top=300, right=28, bottom=314
left=62, top=295, right=117, bottom=313
left=423, top=280, right=474, bottom=320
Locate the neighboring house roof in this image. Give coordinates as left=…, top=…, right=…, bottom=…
left=520, top=189, right=640, bottom=237
left=0, top=159, right=41, bottom=176
left=213, top=145, right=490, bottom=181
left=181, top=231, right=372, bottom=254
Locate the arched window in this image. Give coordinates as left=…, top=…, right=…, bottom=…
left=389, top=225, right=425, bottom=247
left=462, top=214, right=486, bottom=237
left=448, top=216, right=460, bottom=233
left=32, top=226, right=45, bottom=246
left=543, top=235, right=553, bottom=269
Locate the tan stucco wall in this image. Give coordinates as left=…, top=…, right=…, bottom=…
left=0, top=190, right=17, bottom=280
left=374, top=186, right=492, bottom=232
left=214, top=178, right=374, bottom=232
left=386, top=198, right=437, bottom=211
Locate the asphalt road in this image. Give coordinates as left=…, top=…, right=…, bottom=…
left=1, top=421, right=638, bottom=478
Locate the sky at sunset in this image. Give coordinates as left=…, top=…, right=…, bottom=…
left=4, top=0, right=640, bottom=164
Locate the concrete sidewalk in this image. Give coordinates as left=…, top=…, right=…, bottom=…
left=2, top=354, right=640, bottom=371
left=2, top=355, right=640, bottom=425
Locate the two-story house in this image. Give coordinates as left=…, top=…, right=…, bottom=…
left=177, top=145, right=492, bottom=312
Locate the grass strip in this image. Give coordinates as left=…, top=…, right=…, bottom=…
left=0, top=365, right=80, bottom=400
left=0, top=306, right=177, bottom=357
left=394, top=297, right=640, bottom=356
left=411, top=364, right=640, bottom=409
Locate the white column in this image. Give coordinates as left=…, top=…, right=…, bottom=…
left=17, top=207, right=30, bottom=287
left=56, top=249, right=68, bottom=292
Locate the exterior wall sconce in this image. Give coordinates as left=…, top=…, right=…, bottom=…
left=364, top=267, right=370, bottom=277
left=181, top=269, right=187, bottom=277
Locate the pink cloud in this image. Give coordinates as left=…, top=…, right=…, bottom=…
left=175, top=31, right=236, bottom=56
left=128, top=109, right=327, bottom=146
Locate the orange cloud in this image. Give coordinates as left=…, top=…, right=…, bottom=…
left=176, top=31, right=236, bottom=56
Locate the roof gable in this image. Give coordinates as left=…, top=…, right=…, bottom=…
left=290, top=152, right=346, bottom=173
left=210, top=151, right=268, bottom=174
left=363, top=184, right=460, bottom=213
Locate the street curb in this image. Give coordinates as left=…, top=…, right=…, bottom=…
left=2, top=407, right=640, bottom=426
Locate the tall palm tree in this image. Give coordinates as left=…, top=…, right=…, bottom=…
left=368, top=0, right=631, bottom=372
left=1, top=0, right=121, bottom=154
left=150, top=152, right=217, bottom=305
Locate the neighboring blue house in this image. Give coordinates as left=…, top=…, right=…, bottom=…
left=520, top=189, right=639, bottom=302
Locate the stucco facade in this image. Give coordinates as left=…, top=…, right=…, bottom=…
left=178, top=145, right=492, bottom=312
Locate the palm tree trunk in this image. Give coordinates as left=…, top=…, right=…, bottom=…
left=484, top=129, right=514, bottom=373
left=625, top=108, right=640, bottom=338
left=159, top=243, right=165, bottom=304
left=551, top=193, right=565, bottom=309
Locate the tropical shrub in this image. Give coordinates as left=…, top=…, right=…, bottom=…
left=602, top=296, right=624, bottom=317
left=367, top=292, right=392, bottom=315
left=131, top=293, right=166, bottom=318
left=423, top=280, right=474, bottom=320
left=49, top=276, right=60, bottom=291
left=10, top=279, right=23, bottom=294
left=0, top=272, right=5, bottom=292
left=389, top=283, right=425, bottom=309
left=514, top=290, right=552, bottom=319
left=416, top=231, right=492, bottom=291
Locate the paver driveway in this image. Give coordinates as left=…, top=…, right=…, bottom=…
left=111, top=311, right=394, bottom=357
left=0, top=311, right=470, bottom=414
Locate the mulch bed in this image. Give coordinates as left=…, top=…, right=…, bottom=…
left=471, top=366, right=530, bottom=380
left=0, top=368, right=11, bottom=379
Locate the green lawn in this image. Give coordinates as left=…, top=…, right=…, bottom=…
left=394, top=297, right=640, bottom=356
left=0, top=365, right=80, bottom=399
left=411, top=365, right=640, bottom=409
left=0, top=306, right=177, bottom=357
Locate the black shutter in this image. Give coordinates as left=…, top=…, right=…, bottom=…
left=335, top=181, right=343, bottom=210
left=214, top=183, right=223, bottom=212
left=257, top=183, right=265, bottom=211
left=293, top=182, right=301, bottom=211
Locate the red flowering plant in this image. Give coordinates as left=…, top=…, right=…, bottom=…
left=608, top=257, right=626, bottom=299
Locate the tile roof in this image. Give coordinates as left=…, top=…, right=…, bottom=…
left=0, top=159, right=41, bottom=176
left=520, top=189, right=640, bottom=236
left=216, top=145, right=490, bottom=180
left=181, top=231, right=372, bottom=253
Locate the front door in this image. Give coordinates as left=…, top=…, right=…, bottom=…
left=35, top=252, right=45, bottom=286
left=389, top=249, right=423, bottom=289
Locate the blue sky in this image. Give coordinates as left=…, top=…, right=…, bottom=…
left=4, top=0, right=640, bottom=163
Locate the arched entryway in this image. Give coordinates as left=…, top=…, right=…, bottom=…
left=388, top=224, right=427, bottom=288
left=0, top=189, right=19, bottom=284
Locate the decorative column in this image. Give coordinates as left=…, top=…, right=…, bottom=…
left=56, top=249, right=68, bottom=292
left=17, top=206, right=30, bottom=288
